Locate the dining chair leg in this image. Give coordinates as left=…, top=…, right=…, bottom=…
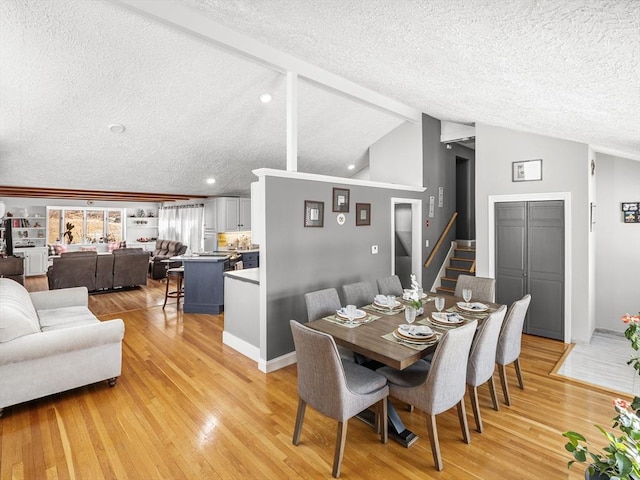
left=333, top=421, right=348, bottom=478
left=380, top=398, right=388, bottom=444
left=498, top=363, right=512, bottom=406
left=488, top=375, right=500, bottom=411
left=292, top=398, right=306, bottom=445
left=457, top=400, right=471, bottom=444
left=514, top=358, right=525, bottom=389
left=426, top=414, right=443, bottom=471
left=468, top=385, right=483, bottom=433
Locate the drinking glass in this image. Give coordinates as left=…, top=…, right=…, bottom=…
left=462, top=288, right=472, bottom=305
left=404, top=305, right=417, bottom=325
left=386, top=295, right=396, bottom=314
left=435, top=296, right=445, bottom=313
left=345, top=304, right=357, bottom=325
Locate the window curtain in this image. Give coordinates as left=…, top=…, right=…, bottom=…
left=158, top=204, right=204, bottom=253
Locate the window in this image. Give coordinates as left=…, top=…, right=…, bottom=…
left=47, top=207, right=124, bottom=244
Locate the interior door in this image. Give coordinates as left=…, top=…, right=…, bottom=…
left=495, top=200, right=564, bottom=340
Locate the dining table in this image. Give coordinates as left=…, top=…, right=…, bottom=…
left=306, top=292, right=503, bottom=447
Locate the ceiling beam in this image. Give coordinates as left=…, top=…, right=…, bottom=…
left=104, top=0, right=422, bottom=123
left=0, top=186, right=206, bottom=203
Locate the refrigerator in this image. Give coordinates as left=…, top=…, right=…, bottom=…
left=203, top=229, right=218, bottom=252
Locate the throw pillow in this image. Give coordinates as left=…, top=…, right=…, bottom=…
left=81, top=246, right=97, bottom=252
left=53, top=244, right=68, bottom=255
left=108, top=242, right=118, bottom=252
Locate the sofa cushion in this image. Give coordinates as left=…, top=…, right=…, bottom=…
left=38, top=306, right=99, bottom=331
left=0, top=278, right=41, bottom=342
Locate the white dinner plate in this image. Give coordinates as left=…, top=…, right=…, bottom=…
left=392, top=330, right=438, bottom=345
left=431, top=312, right=464, bottom=324
left=456, top=302, right=489, bottom=312
left=374, top=300, right=402, bottom=309
left=397, top=324, right=434, bottom=339
left=336, top=308, right=366, bottom=320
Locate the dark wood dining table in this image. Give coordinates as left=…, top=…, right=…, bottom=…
left=306, top=293, right=503, bottom=447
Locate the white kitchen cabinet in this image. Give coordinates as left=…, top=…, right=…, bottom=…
left=203, top=199, right=217, bottom=230
left=216, top=198, right=251, bottom=232
left=17, top=247, right=48, bottom=276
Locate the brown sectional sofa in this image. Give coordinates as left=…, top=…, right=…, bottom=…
left=149, top=239, right=187, bottom=279
left=47, top=248, right=149, bottom=292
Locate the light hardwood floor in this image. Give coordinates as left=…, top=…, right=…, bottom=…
left=0, top=277, right=619, bottom=479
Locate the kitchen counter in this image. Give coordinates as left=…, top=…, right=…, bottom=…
left=172, top=254, right=229, bottom=314
left=223, top=268, right=259, bottom=285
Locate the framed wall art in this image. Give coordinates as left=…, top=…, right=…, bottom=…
left=512, top=159, right=543, bottom=182
left=304, top=200, right=324, bottom=227
left=332, top=188, right=350, bottom=212
left=622, top=202, right=639, bottom=223
left=355, top=203, right=371, bottom=226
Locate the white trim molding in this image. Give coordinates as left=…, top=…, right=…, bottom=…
left=488, top=192, right=572, bottom=344
left=253, top=168, right=426, bottom=193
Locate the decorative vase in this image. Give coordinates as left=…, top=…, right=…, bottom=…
left=584, top=467, right=610, bottom=480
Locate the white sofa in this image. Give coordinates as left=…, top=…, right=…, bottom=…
left=0, top=278, right=125, bottom=416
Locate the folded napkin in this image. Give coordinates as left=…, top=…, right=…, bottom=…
left=374, top=294, right=388, bottom=305
left=465, top=302, right=487, bottom=311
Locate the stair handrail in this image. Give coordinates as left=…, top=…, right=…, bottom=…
left=424, top=211, right=458, bottom=268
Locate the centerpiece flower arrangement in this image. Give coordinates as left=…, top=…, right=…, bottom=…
left=563, top=313, right=640, bottom=480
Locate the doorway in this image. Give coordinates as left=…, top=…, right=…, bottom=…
left=455, top=155, right=475, bottom=241
left=391, top=198, right=422, bottom=288
left=494, top=200, right=565, bottom=340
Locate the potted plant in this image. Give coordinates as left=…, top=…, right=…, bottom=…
left=563, top=314, right=640, bottom=480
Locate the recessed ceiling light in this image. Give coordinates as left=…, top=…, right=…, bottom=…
left=347, top=164, right=355, bottom=170
left=259, top=93, right=272, bottom=103
left=108, top=123, right=125, bottom=134
left=206, top=178, right=216, bottom=184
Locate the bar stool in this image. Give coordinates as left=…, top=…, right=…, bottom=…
left=163, top=266, right=184, bottom=309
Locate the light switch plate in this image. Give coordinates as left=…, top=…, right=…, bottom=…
left=371, top=245, right=378, bottom=254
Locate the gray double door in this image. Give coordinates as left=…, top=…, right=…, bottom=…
left=495, top=200, right=564, bottom=340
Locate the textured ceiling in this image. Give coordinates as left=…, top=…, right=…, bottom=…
left=1, top=0, right=638, bottom=198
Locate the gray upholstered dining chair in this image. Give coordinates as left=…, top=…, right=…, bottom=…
left=289, top=320, right=389, bottom=478
left=496, top=294, right=532, bottom=406
left=466, top=305, right=507, bottom=433
left=304, top=288, right=354, bottom=361
left=340, top=281, right=376, bottom=308
left=376, top=320, right=477, bottom=471
left=454, top=275, right=496, bottom=303
left=376, top=275, right=403, bottom=296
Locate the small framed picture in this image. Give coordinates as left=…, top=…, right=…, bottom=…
left=355, top=203, right=371, bottom=226
left=304, top=200, right=324, bottom=227
left=512, top=159, right=543, bottom=182
left=332, top=187, right=350, bottom=212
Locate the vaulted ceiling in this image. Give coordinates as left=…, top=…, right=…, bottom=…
left=1, top=0, right=638, bottom=199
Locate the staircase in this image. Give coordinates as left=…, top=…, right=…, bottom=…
left=435, top=246, right=476, bottom=296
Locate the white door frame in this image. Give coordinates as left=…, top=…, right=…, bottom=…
left=391, top=197, right=423, bottom=287
left=488, top=192, right=572, bottom=343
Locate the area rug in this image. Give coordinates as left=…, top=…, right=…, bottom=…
left=553, top=331, right=639, bottom=396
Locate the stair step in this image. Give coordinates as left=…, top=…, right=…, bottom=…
left=435, top=286, right=455, bottom=295
left=445, top=267, right=474, bottom=279
left=441, top=277, right=457, bottom=289
left=454, top=249, right=476, bottom=260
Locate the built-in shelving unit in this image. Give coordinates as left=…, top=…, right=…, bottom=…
left=125, top=208, right=159, bottom=251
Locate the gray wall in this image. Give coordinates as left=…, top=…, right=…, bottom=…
left=595, top=154, right=640, bottom=332
left=264, top=175, right=419, bottom=360
left=475, top=123, right=592, bottom=342
left=421, top=114, right=457, bottom=286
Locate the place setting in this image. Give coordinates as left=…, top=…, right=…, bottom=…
left=382, top=304, right=440, bottom=350
left=450, top=288, right=494, bottom=318
left=323, top=304, right=379, bottom=328
left=367, top=294, right=405, bottom=315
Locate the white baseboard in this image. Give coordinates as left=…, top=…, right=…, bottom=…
left=222, top=331, right=260, bottom=363
left=258, top=351, right=297, bottom=373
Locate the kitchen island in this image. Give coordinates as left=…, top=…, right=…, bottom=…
left=222, top=268, right=260, bottom=362
left=172, top=254, right=229, bottom=314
